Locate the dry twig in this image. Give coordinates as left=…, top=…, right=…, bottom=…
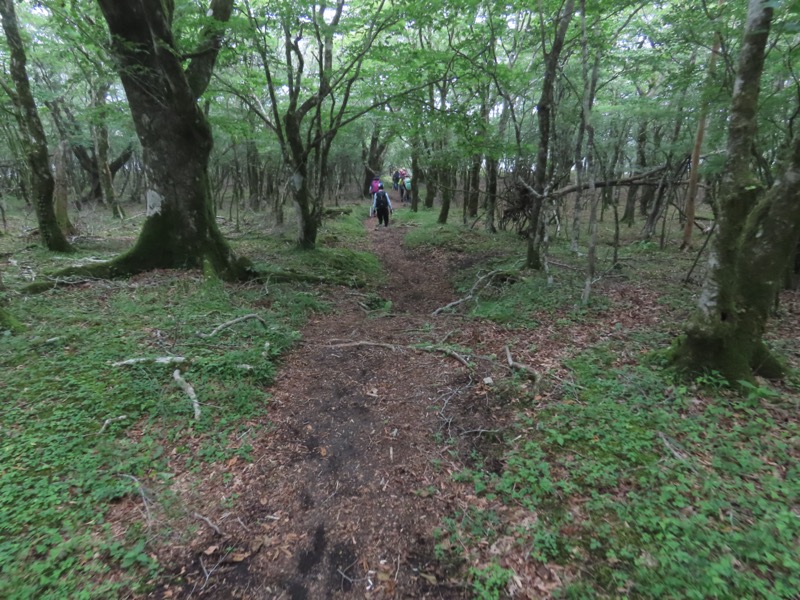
left=111, top=356, right=186, bottom=367
left=99, top=415, right=127, bottom=433
left=504, top=346, right=541, bottom=385
left=174, top=369, right=201, bottom=420
left=119, top=474, right=153, bottom=529
left=193, top=511, right=223, bottom=535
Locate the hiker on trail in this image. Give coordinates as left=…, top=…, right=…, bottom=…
left=403, top=174, right=412, bottom=204
left=398, top=169, right=407, bottom=201
left=370, top=176, right=382, bottom=197
left=392, top=169, right=401, bottom=191
left=371, top=183, right=393, bottom=227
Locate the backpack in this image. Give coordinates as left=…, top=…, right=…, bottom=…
left=404, top=177, right=411, bottom=190
left=375, top=191, right=389, bottom=210
left=370, top=179, right=381, bottom=194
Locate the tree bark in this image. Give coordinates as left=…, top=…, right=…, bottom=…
left=94, top=0, right=250, bottom=280
left=467, top=154, right=481, bottom=218
left=671, top=0, right=793, bottom=382
left=437, top=168, right=455, bottom=224
left=0, top=0, right=72, bottom=252
left=681, top=6, right=722, bottom=251
left=53, top=141, right=76, bottom=235
left=526, top=0, right=575, bottom=269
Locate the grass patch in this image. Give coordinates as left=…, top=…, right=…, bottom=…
left=450, top=346, right=800, bottom=598
left=0, top=210, right=380, bottom=597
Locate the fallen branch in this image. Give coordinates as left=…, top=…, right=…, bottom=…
left=198, top=313, right=267, bottom=338
left=99, top=415, right=127, bottom=433
left=325, top=340, right=401, bottom=351
left=174, top=369, right=201, bottom=420
left=193, top=511, right=223, bottom=536
left=417, top=345, right=471, bottom=368
left=460, top=428, right=501, bottom=437
left=432, top=296, right=473, bottom=316
left=432, top=270, right=503, bottom=316
left=112, top=356, right=186, bottom=367
left=119, top=474, right=153, bottom=529
left=504, top=346, right=541, bottom=385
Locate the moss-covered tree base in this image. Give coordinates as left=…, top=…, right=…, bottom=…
left=669, top=330, right=785, bottom=385
left=0, top=306, right=24, bottom=333
left=23, top=234, right=256, bottom=294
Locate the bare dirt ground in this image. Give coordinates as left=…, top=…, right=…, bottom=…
left=150, top=214, right=519, bottom=599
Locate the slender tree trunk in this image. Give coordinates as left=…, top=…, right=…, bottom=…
left=467, top=154, right=481, bottom=217
left=571, top=10, right=600, bottom=251
left=361, top=126, right=387, bottom=197
left=246, top=139, right=261, bottom=210
left=424, top=157, right=438, bottom=209
left=53, top=141, right=76, bottom=235
left=681, top=8, right=722, bottom=250
left=93, top=81, right=125, bottom=218
left=0, top=0, right=72, bottom=252
left=527, top=0, right=575, bottom=269
left=437, top=168, right=454, bottom=224
left=410, top=145, right=420, bottom=212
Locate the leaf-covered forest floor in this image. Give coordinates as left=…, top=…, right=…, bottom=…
left=1, top=202, right=799, bottom=599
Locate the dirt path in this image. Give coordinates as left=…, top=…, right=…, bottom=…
left=156, top=217, right=503, bottom=599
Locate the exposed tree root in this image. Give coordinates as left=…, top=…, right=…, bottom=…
left=198, top=314, right=267, bottom=338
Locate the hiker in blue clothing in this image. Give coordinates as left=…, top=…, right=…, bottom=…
left=370, top=183, right=393, bottom=227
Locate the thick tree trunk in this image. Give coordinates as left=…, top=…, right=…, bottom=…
left=0, top=0, right=72, bottom=252
left=671, top=0, right=791, bottom=382
left=95, top=0, right=249, bottom=280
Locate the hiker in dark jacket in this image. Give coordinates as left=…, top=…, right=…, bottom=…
left=370, top=184, right=393, bottom=227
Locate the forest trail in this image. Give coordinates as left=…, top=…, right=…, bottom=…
left=154, top=211, right=510, bottom=599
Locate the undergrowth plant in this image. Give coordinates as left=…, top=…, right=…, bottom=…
left=452, top=344, right=800, bottom=598
left=0, top=211, right=377, bottom=597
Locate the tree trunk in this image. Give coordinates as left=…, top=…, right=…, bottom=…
left=424, top=159, right=438, bottom=209
left=94, top=0, right=249, bottom=280
left=53, top=141, right=76, bottom=235
left=93, top=80, right=125, bottom=218
left=0, top=0, right=72, bottom=252
left=246, top=139, right=262, bottom=210
left=410, top=145, right=420, bottom=212
left=526, top=0, right=575, bottom=269
left=671, top=0, right=794, bottom=382
left=437, top=168, right=454, bottom=224
left=361, top=126, right=387, bottom=197
left=467, top=154, right=481, bottom=218
left=681, top=11, right=722, bottom=251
